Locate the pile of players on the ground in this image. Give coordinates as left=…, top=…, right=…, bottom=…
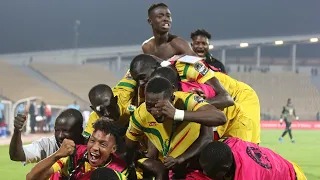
left=9, top=3, right=306, bottom=180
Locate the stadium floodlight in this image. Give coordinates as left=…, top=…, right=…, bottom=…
left=310, top=38, right=319, bottom=43
left=209, top=45, right=214, bottom=49
left=274, top=40, right=284, bottom=45
left=240, top=43, right=249, bottom=48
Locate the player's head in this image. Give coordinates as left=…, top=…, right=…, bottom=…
left=89, top=84, right=120, bottom=121
left=87, top=118, right=121, bottom=167
left=148, top=3, right=171, bottom=34
left=145, top=77, right=174, bottom=123
left=130, top=54, right=162, bottom=88
left=190, top=29, right=212, bottom=57
left=90, top=168, right=125, bottom=180
left=150, top=66, right=180, bottom=91
left=54, top=108, right=84, bottom=147
left=199, top=141, right=234, bottom=180
left=287, top=98, right=292, bottom=105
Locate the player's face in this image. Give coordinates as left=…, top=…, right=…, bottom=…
left=149, top=7, right=172, bottom=33
left=54, top=117, right=80, bottom=147
left=131, top=68, right=154, bottom=88
left=91, top=95, right=120, bottom=121
left=192, top=36, right=209, bottom=57
left=146, top=92, right=170, bottom=123
left=87, top=130, right=116, bottom=167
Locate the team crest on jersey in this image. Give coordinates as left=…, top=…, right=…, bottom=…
left=246, top=146, right=272, bottom=169
left=194, top=95, right=205, bottom=103
left=194, top=62, right=209, bottom=76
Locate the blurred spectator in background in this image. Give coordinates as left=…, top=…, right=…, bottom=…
left=0, top=100, right=6, bottom=137
left=317, top=112, right=320, bottom=121
left=45, top=103, right=52, bottom=132
left=16, top=103, right=25, bottom=116
left=29, top=100, right=37, bottom=134
left=190, top=29, right=226, bottom=73
left=68, top=100, right=80, bottom=111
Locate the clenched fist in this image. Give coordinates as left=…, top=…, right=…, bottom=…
left=155, top=100, right=176, bottom=120
left=56, top=139, right=75, bottom=158
left=14, top=114, right=27, bottom=131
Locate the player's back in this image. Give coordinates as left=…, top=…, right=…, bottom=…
left=225, top=137, right=298, bottom=180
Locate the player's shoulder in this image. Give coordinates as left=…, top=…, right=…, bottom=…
left=134, top=103, right=147, bottom=117
left=170, top=36, right=188, bottom=46
left=142, top=37, right=155, bottom=50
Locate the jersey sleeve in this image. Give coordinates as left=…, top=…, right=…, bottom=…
left=113, top=70, right=137, bottom=92
left=52, top=157, right=69, bottom=174
left=186, top=61, right=215, bottom=84
left=184, top=93, right=209, bottom=111
left=23, top=136, right=58, bottom=165
left=83, top=112, right=99, bottom=137
left=125, top=107, right=145, bottom=142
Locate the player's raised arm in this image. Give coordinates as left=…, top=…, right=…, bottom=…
left=9, top=114, right=27, bottom=161
left=204, top=77, right=235, bottom=109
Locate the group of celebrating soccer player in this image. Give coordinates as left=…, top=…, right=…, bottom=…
left=9, top=2, right=306, bottom=180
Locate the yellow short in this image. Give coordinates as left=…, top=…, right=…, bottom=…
left=218, top=102, right=253, bottom=142
left=234, top=87, right=261, bottom=144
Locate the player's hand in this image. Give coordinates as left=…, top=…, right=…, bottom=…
left=155, top=100, right=176, bottom=120
left=14, top=114, right=27, bottom=131
left=279, top=118, right=283, bottom=125
left=296, top=116, right=299, bottom=120
left=56, top=139, right=75, bottom=158
left=163, top=156, right=183, bottom=169
left=189, top=88, right=207, bottom=99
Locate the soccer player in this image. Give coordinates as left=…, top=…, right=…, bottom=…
left=279, top=98, right=299, bottom=143
left=142, top=3, right=197, bottom=59
left=199, top=138, right=306, bottom=180
left=125, top=77, right=225, bottom=177
left=83, top=84, right=135, bottom=138
left=26, top=118, right=130, bottom=180
left=9, top=108, right=85, bottom=164
left=190, top=29, right=226, bottom=73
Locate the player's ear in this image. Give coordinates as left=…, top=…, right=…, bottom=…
left=147, top=18, right=152, bottom=25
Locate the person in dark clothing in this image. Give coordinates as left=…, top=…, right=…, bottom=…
left=279, top=98, right=299, bottom=143
left=28, top=101, right=36, bottom=134
left=190, top=29, right=226, bottom=73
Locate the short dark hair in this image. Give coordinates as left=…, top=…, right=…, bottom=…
left=92, top=118, right=122, bottom=147
left=130, top=54, right=161, bottom=75
left=199, top=141, right=233, bottom=176
left=190, top=29, right=212, bottom=40
left=90, top=168, right=122, bottom=180
left=150, top=66, right=180, bottom=89
left=88, top=84, right=113, bottom=104
left=148, top=3, right=168, bottom=16
left=145, top=76, right=173, bottom=99
left=56, top=108, right=83, bottom=130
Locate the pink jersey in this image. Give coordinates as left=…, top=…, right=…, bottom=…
left=225, top=138, right=297, bottom=180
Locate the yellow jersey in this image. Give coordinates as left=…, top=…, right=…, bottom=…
left=83, top=71, right=136, bottom=137
left=126, top=91, right=208, bottom=159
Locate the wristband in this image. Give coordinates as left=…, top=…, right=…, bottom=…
left=174, top=109, right=185, bottom=121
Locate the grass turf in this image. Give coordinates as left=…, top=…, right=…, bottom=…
left=0, top=130, right=319, bottom=179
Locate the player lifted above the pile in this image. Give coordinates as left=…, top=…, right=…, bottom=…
left=142, top=2, right=261, bottom=144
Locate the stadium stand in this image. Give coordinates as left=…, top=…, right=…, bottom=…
left=30, top=63, right=119, bottom=103
left=0, top=61, right=74, bottom=105
left=229, top=72, right=320, bottom=120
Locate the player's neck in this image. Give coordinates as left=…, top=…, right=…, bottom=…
left=153, top=31, right=169, bottom=45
